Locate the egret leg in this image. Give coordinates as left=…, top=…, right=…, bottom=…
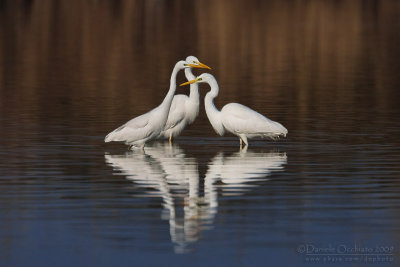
left=140, top=144, right=145, bottom=151
left=240, top=138, right=243, bottom=148
left=169, top=134, right=172, bottom=144
left=240, top=145, right=248, bottom=153
left=244, top=139, right=249, bottom=147
left=239, top=135, right=248, bottom=147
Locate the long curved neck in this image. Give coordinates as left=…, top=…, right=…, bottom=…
left=204, top=78, right=225, bottom=136
left=160, top=63, right=181, bottom=109
left=184, top=68, right=199, bottom=104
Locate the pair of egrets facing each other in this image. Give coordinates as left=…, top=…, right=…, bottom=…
left=105, top=56, right=287, bottom=150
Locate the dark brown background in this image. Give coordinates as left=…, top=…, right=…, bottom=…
left=1, top=0, right=399, bottom=141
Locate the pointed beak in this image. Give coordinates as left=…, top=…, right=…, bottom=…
left=180, top=78, right=200, bottom=86
left=187, top=62, right=211, bottom=70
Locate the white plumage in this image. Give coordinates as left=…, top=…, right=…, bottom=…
left=180, top=73, right=288, bottom=147
left=158, top=56, right=207, bottom=142
left=105, top=57, right=210, bottom=150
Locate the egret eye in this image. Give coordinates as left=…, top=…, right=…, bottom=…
left=193, top=61, right=197, bottom=63
left=198, top=78, right=202, bottom=81
left=184, top=64, right=188, bottom=66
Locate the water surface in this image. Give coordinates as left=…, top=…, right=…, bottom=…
left=1, top=1, right=400, bottom=266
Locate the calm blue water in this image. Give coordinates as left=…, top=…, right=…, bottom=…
left=1, top=1, right=400, bottom=266
left=1, top=116, right=399, bottom=266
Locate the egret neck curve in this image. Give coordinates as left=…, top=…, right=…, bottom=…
left=184, top=68, right=200, bottom=105
left=204, top=77, right=225, bottom=136
left=159, top=62, right=184, bottom=123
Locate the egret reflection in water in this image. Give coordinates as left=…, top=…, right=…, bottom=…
left=105, top=143, right=287, bottom=253
left=206, top=147, right=287, bottom=196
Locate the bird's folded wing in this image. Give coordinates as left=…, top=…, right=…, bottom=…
left=105, top=113, right=151, bottom=142
left=163, top=109, right=185, bottom=130
left=111, top=124, right=153, bottom=143
left=123, top=113, right=150, bottom=129
left=222, top=104, right=276, bottom=134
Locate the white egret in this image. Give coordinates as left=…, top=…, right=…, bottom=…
left=180, top=73, right=288, bottom=147
left=105, top=58, right=211, bottom=150
left=158, top=56, right=210, bottom=143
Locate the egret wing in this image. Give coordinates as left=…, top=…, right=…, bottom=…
left=162, top=95, right=187, bottom=130
left=105, top=112, right=152, bottom=142
left=221, top=103, right=277, bottom=134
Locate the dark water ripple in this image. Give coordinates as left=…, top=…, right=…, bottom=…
left=1, top=1, right=400, bottom=266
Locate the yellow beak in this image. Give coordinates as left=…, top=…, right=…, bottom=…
left=180, top=78, right=200, bottom=86
left=187, top=62, right=211, bottom=70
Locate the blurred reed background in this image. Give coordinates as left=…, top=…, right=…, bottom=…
left=0, top=0, right=399, bottom=139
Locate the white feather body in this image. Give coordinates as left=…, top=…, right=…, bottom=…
left=105, top=61, right=183, bottom=148
left=201, top=74, right=288, bottom=145
left=159, top=67, right=200, bottom=139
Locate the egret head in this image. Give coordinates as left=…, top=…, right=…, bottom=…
left=179, top=73, right=213, bottom=86
left=183, top=56, right=211, bottom=70
left=186, top=56, right=200, bottom=64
